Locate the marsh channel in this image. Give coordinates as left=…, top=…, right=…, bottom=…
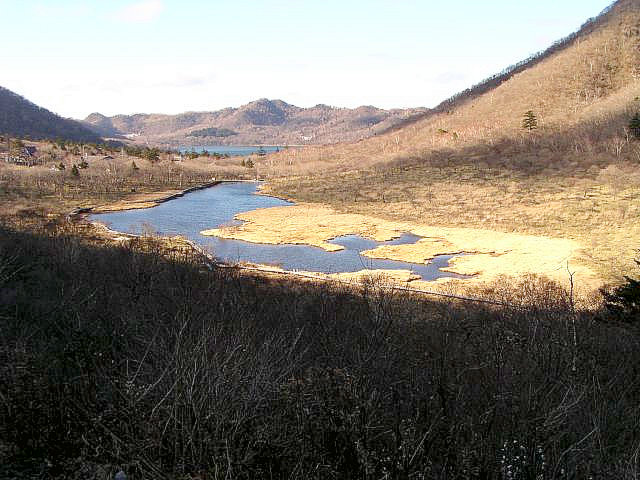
left=91, top=182, right=468, bottom=281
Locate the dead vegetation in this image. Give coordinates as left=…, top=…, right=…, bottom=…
left=201, top=203, right=601, bottom=292
left=1, top=218, right=639, bottom=479
left=260, top=0, right=640, bottom=285
left=2, top=4, right=640, bottom=477
left=0, top=138, right=255, bottom=215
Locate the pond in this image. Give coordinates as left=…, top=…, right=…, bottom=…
left=90, top=182, right=469, bottom=281
left=181, top=145, right=285, bottom=156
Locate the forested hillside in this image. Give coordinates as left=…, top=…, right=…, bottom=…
left=0, top=86, right=102, bottom=143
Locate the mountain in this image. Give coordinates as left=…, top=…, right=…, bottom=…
left=82, top=99, right=428, bottom=146
left=266, top=0, right=640, bottom=284
left=279, top=0, right=640, bottom=168
left=83, top=113, right=120, bottom=138
left=0, top=86, right=102, bottom=143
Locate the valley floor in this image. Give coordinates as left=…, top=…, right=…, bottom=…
left=202, top=203, right=601, bottom=295
left=1, top=143, right=639, bottom=479
left=264, top=159, right=640, bottom=287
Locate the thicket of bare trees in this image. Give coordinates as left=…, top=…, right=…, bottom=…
left=0, top=144, right=252, bottom=214
left=1, top=219, right=639, bottom=479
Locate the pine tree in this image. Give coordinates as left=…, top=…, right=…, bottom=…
left=522, top=110, right=538, bottom=131
left=71, top=164, right=80, bottom=176
left=602, top=256, right=640, bottom=323
left=628, top=113, right=640, bottom=139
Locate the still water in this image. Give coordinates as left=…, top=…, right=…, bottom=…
left=181, top=145, right=284, bottom=156
left=90, top=182, right=468, bottom=281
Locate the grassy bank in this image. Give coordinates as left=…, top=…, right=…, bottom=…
left=200, top=203, right=601, bottom=293
left=266, top=146, right=640, bottom=285
left=259, top=1, right=640, bottom=285
left=1, top=218, right=639, bottom=479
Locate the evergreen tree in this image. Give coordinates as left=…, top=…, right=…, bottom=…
left=628, top=113, right=640, bottom=139
left=71, top=164, right=80, bottom=176
left=522, top=110, right=538, bottom=131
left=143, top=148, right=160, bottom=163
left=602, top=256, right=640, bottom=324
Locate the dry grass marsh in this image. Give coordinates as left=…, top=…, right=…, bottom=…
left=202, top=202, right=601, bottom=292
left=265, top=155, right=640, bottom=286
left=258, top=2, right=640, bottom=286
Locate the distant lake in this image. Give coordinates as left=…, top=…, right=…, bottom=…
left=180, top=145, right=285, bottom=156
left=90, top=182, right=469, bottom=282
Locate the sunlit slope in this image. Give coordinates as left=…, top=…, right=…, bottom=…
left=274, top=0, right=640, bottom=171
left=266, top=0, right=640, bottom=284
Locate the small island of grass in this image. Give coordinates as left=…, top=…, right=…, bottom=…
left=188, top=127, right=238, bottom=138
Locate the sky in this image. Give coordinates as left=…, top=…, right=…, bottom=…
left=0, top=0, right=614, bottom=119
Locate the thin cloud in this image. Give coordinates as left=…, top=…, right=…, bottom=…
left=115, top=0, right=165, bottom=23
left=153, top=74, right=214, bottom=89
left=32, top=2, right=90, bottom=19
left=433, top=71, right=470, bottom=84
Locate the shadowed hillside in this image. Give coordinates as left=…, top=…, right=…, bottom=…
left=82, top=99, right=428, bottom=146
left=0, top=86, right=102, bottom=143
left=1, top=219, right=639, bottom=479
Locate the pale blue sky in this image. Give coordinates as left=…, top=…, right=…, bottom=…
left=0, top=0, right=614, bottom=118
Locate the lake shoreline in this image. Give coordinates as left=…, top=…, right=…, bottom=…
left=80, top=203, right=469, bottom=299
left=201, top=202, right=602, bottom=293
left=81, top=182, right=469, bottom=287
left=74, top=181, right=602, bottom=297
left=71, top=179, right=264, bottom=216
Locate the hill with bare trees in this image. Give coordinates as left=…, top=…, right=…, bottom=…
left=82, top=99, right=428, bottom=146
left=264, top=0, right=640, bottom=283
left=0, top=86, right=102, bottom=143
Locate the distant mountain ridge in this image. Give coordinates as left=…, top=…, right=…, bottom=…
left=82, top=99, right=429, bottom=146
left=0, top=86, right=102, bottom=143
